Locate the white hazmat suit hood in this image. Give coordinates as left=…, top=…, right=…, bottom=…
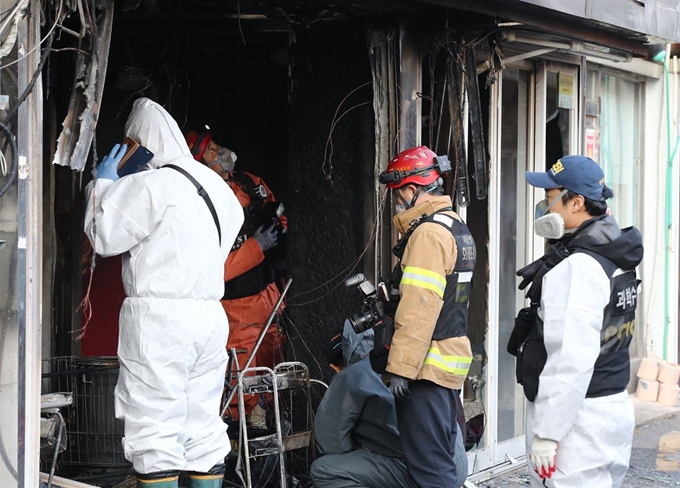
left=124, top=97, right=192, bottom=169
left=84, top=97, right=243, bottom=475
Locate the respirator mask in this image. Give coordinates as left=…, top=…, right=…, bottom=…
left=212, top=147, right=238, bottom=173
left=534, top=189, right=568, bottom=239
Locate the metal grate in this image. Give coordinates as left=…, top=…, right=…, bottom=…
left=42, top=356, right=130, bottom=467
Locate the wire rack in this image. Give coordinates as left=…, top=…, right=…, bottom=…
left=42, top=356, right=130, bottom=467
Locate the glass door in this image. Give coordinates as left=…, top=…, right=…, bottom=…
left=471, top=58, right=582, bottom=478
left=540, top=61, right=581, bottom=168
left=476, top=63, right=536, bottom=475
left=497, top=67, right=533, bottom=445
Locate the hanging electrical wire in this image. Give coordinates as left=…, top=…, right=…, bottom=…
left=0, top=0, right=63, bottom=69
left=321, top=81, right=371, bottom=182
left=0, top=148, right=7, bottom=175
left=287, top=188, right=388, bottom=306
left=74, top=133, right=100, bottom=339
left=0, top=121, right=16, bottom=197
left=0, top=23, right=55, bottom=198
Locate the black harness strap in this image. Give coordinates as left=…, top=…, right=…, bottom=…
left=164, top=164, right=222, bottom=245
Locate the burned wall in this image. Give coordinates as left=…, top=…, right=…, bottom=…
left=285, top=22, right=373, bottom=384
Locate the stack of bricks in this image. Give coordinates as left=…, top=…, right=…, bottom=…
left=636, top=357, right=680, bottom=407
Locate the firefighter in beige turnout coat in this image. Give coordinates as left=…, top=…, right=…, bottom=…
left=380, top=146, right=476, bottom=488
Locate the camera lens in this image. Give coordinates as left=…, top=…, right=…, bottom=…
left=349, top=312, right=374, bottom=333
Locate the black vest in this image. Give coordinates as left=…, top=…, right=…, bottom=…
left=392, top=209, right=476, bottom=340
left=515, top=249, right=640, bottom=401
left=222, top=172, right=277, bottom=300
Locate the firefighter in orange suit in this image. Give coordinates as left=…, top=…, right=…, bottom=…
left=186, top=129, right=287, bottom=418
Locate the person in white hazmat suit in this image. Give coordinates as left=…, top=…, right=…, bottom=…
left=83, top=97, right=244, bottom=488
left=509, top=155, right=643, bottom=487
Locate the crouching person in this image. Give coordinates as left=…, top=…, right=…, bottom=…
left=310, top=323, right=468, bottom=488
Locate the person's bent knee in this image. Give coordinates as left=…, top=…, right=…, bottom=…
left=310, top=456, right=343, bottom=485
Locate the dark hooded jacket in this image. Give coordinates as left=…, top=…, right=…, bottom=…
left=513, top=215, right=643, bottom=402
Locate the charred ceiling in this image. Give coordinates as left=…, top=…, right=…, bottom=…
left=116, top=0, right=417, bottom=27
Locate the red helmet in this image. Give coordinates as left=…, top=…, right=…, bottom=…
left=379, top=146, right=452, bottom=189
left=185, top=129, right=213, bottom=161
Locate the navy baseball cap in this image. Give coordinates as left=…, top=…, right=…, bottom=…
left=526, top=155, right=605, bottom=201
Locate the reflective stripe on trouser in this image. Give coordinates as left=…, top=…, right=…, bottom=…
left=423, top=347, right=472, bottom=376
left=116, top=297, right=232, bottom=473
left=136, top=470, right=179, bottom=488
left=187, top=462, right=226, bottom=488
left=395, top=380, right=460, bottom=488
left=401, top=266, right=446, bottom=298
left=310, top=450, right=418, bottom=488
left=525, top=390, right=634, bottom=488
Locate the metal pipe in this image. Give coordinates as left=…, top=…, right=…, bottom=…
left=38, top=473, right=100, bottom=488
left=504, top=48, right=557, bottom=65
left=16, top=12, right=29, bottom=488
left=502, top=31, right=632, bottom=62
left=55, top=0, right=86, bottom=39
left=46, top=411, right=64, bottom=488
left=502, top=31, right=571, bottom=50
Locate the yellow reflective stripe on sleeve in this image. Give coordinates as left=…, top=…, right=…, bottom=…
left=423, top=347, right=472, bottom=375
left=401, top=266, right=446, bottom=298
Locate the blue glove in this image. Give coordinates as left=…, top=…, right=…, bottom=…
left=97, top=143, right=127, bottom=181
left=388, top=373, right=411, bottom=400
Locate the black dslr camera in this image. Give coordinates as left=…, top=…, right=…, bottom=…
left=344, top=273, right=390, bottom=333
left=344, top=273, right=394, bottom=373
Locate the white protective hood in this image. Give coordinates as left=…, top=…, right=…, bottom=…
left=124, top=97, right=191, bottom=169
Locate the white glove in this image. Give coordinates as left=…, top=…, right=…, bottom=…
left=530, top=436, right=557, bottom=479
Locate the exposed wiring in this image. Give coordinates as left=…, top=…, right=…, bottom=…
left=74, top=134, right=99, bottom=340
left=323, top=100, right=372, bottom=182
left=0, top=0, right=22, bottom=22
left=0, top=121, right=18, bottom=198
left=0, top=0, right=63, bottom=69
left=0, top=148, right=6, bottom=175
left=114, top=67, right=153, bottom=121
left=0, top=20, right=54, bottom=198
left=0, top=0, right=28, bottom=57
left=236, top=0, right=246, bottom=45
left=321, top=81, right=371, bottom=181
left=282, top=310, right=324, bottom=378
left=287, top=189, right=388, bottom=305
left=4, top=28, right=54, bottom=126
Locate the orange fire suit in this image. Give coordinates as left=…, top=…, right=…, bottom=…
left=221, top=171, right=287, bottom=416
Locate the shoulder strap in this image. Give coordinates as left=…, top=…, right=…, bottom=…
left=229, top=171, right=262, bottom=203
left=163, top=164, right=222, bottom=245
left=392, top=207, right=454, bottom=259
left=574, top=248, right=619, bottom=278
